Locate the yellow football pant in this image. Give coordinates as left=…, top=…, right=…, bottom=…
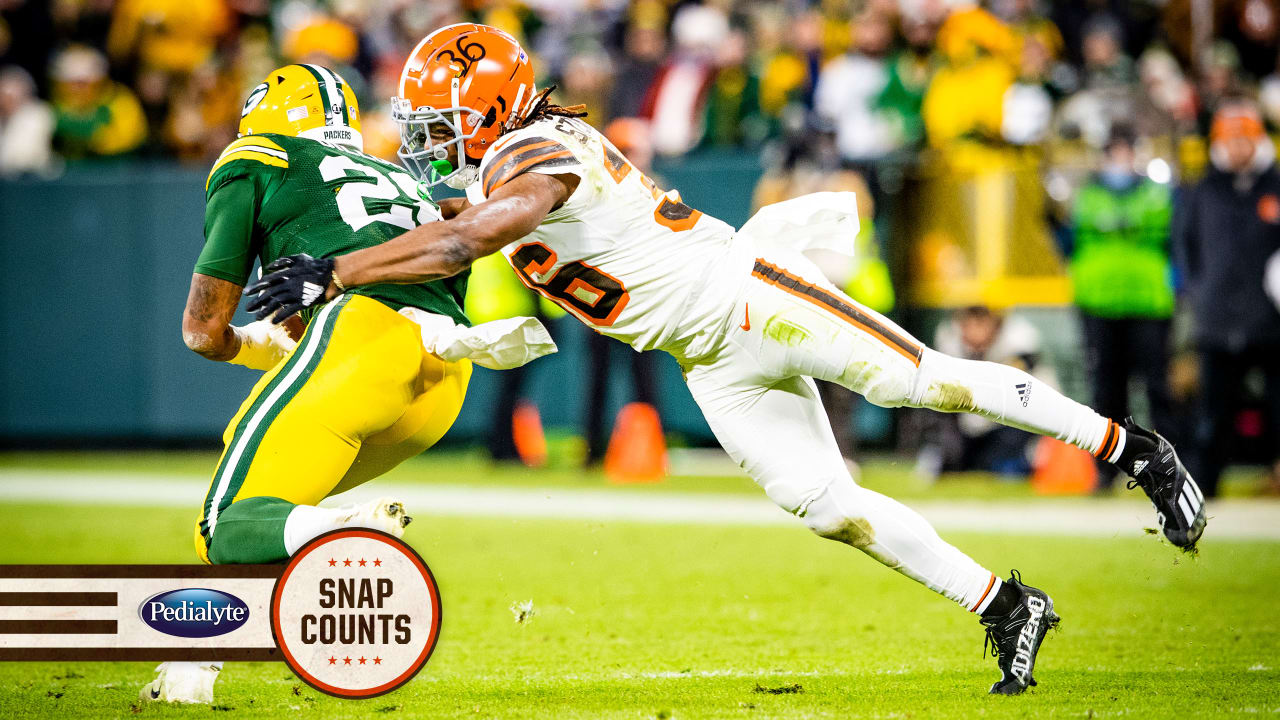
left=194, top=294, right=470, bottom=563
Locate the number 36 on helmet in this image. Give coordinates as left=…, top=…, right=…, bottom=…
left=393, top=23, right=536, bottom=188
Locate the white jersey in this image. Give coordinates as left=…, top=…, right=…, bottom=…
left=465, top=117, right=749, bottom=355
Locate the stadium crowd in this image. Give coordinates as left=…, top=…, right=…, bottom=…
left=1, top=0, right=1278, bottom=169
left=2, top=0, right=1279, bottom=493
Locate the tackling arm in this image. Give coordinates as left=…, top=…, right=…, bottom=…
left=243, top=172, right=576, bottom=322
left=334, top=172, right=574, bottom=288
left=437, top=196, right=471, bottom=219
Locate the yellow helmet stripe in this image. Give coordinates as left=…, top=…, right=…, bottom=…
left=206, top=149, right=288, bottom=189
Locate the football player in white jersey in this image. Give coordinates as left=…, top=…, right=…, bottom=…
left=246, top=24, right=1206, bottom=695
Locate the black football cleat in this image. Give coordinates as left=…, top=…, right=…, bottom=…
left=1121, top=418, right=1207, bottom=551
left=981, top=570, right=1059, bottom=695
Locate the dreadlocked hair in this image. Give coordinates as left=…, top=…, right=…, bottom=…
left=508, top=85, right=587, bottom=130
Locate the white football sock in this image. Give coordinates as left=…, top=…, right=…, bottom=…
left=910, top=348, right=1115, bottom=458
left=283, top=505, right=357, bottom=555
left=801, top=479, right=1001, bottom=612
left=283, top=499, right=408, bottom=555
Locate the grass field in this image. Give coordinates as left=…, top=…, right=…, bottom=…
left=0, top=451, right=1276, bottom=719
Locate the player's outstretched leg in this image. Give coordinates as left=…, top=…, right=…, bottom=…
left=686, top=365, right=1059, bottom=691
left=905, top=349, right=1206, bottom=550
left=979, top=570, right=1060, bottom=695
left=736, top=248, right=1207, bottom=550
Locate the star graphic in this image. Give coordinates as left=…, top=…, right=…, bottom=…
left=373, top=558, right=382, bottom=567
left=328, top=558, right=337, bottom=567
left=343, top=558, right=352, bottom=567
left=373, top=657, right=382, bottom=665
left=358, top=558, right=367, bottom=567
left=358, top=656, right=367, bottom=665
left=328, top=656, right=337, bottom=665
left=343, top=656, right=352, bottom=665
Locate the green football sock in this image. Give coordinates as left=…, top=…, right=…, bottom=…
left=206, top=496, right=296, bottom=564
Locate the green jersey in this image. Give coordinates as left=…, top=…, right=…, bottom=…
left=1069, top=178, right=1173, bottom=319
left=196, top=133, right=469, bottom=325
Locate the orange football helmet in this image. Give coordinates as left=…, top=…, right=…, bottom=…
left=393, top=23, right=536, bottom=188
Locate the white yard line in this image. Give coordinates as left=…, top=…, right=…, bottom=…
left=1, top=470, right=1278, bottom=540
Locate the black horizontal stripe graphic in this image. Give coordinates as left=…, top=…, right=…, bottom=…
left=0, top=620, right=117, bottom=634
left=752, top=260, right=923, bottom=364
left=0, top=565, right=283, bottom=578
left=0, top=647, right=281, bottom=661
left=0, top=592, right=116, bottom=606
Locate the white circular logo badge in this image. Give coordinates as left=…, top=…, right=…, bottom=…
left=270, top=529, right=441, bottom=698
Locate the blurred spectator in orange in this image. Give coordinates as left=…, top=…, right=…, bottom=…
left=50, top=46, right=147, bottom=160
left=0, top=66, right=54, bottom=176
left=1069, top=124, right=1177, bottom=488
left=1175, top=99, right=1280, bottom=497
left=361, top=67, right=408, bottom=163
left=917, top=306, right=1053, bottom=479
left=282, top=11, right=368, bottom=104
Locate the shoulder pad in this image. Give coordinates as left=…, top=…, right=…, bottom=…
left=479, top=122, right=583, bottom=197
left=206, top=135, right=289, bottom=190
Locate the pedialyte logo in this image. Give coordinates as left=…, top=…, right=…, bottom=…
left=140, top=588, right=250, bottom=638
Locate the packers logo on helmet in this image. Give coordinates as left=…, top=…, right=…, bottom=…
left=241, top=82, right=269, bottom=118
left=238, top=64, right=363, bottom=151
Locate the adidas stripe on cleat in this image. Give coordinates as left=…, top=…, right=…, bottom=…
left=1121, top=418, right=1207, bottom=551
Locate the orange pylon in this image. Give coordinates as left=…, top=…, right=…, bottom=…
left=1030, top=436, right=1098, bottom=495
left=512, top=400, right=547, bottom=467
left=603, top=402, right=667, bottom=483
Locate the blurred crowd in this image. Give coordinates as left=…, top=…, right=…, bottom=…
left=1, top=0, right=1278, bottom=172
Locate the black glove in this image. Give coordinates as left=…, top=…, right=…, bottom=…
left=244, top=253, right=336, bottom=323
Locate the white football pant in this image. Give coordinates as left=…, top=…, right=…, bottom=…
left=685, top=246, right=1113, bottom=612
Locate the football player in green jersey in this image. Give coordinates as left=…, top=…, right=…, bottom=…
left=147, top=64, right=474, bottom=703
